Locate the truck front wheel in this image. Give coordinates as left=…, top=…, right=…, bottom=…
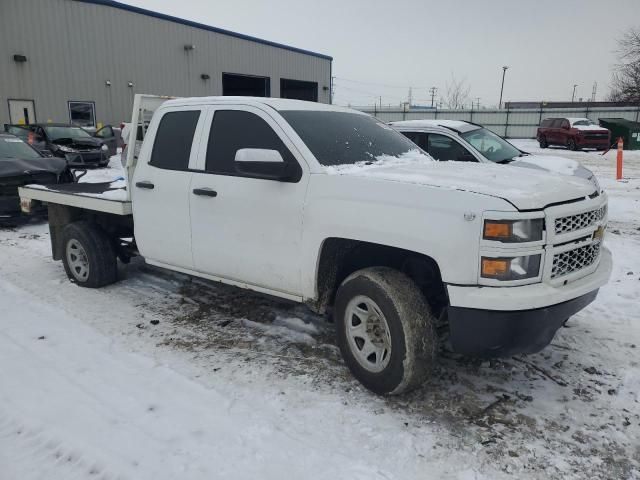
left=61, top=221, right=117, bottom=288
left=334, top=267, right=437, bottom=395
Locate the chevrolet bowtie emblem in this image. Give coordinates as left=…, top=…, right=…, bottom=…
left=593, top=226, right=605, bottom=241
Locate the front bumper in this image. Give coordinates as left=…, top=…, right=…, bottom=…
left=448, top=290, right=598, bottom=356
left=575, top=136, right=610, bottom=148
left=0, top=195, right=20, bottom=217
left=446, top=247, right=612, bottom=357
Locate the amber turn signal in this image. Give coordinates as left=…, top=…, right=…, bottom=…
left=481, top=258, right=510, bottom=277
left=484, top=221, right=511, bottom=239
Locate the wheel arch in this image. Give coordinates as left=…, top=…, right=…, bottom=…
left=310, top=237, right=448, bottom=316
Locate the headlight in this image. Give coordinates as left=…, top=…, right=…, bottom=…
left=481, top=255, right=541, bottom=281
left=101, top=144, right=108, bottom=151
left=57, top=145, right=75, bottom=153
left=483, top=219, right=543, bottom=243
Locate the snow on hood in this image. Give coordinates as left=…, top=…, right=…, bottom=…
left=512, top=154, right=580, bottom=176
left=324, top=151, right=596, bottom=210
left=572, top=125, right=608, bottom=132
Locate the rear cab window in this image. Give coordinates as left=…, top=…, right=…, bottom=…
left=149, top=110, right=200, bottom=170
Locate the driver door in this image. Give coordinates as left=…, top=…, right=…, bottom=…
left=189, top=105, right=309, bottom=297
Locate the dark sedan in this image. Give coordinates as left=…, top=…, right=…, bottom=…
left=0, top=133, right=72, bottom=219
left=4, top=123, right=110, bottom=167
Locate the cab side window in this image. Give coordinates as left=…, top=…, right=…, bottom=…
left=205, top=110, right=301, bottom=181
left=400, top=131, right=428, bottom=150
left=560, top=119, right=570, bottom=129
left=149, top=110, right=200, bottom=170
left=427, top=134, right=474, bottom=162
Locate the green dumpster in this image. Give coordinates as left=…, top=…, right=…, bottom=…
left=599, top=118, right=640, bottom=150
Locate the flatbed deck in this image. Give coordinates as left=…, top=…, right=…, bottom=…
left=19, top=182, right=132, bottom=216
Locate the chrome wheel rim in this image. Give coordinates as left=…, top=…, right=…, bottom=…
left=66, top=239, right=90, bottom=282
left=344, top=295, right=392, bottom=373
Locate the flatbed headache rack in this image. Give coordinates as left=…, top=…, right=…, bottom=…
left=18, top=94, right=175, bottom=216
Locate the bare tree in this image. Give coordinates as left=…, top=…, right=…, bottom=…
left=607, top=27, right=640, bottom=102
left=444, top=73, right=470, bottom=109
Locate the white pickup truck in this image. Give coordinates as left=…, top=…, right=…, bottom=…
left=19, top=94, right=612, bottom=395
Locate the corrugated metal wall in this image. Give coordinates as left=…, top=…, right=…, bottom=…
left=359, top=106, right=640, bottom=138
left=0, top=0, right=332, bottom=126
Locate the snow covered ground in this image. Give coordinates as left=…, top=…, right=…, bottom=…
left=1, top=144, right=639, bottom=479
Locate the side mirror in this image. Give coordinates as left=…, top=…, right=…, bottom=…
left=458, top=153, right=477, bottom=162
left=562, top=124, right=570, bottom=130
left=235, top=148, right=289, bottom=180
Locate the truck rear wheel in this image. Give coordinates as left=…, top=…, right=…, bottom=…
left=61, top=221, right=117, bottom=288
left=334, top=267, right=437, bottom=395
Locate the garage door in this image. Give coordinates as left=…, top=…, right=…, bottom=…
left=280, top=79, right=318, bottom=102
left=222, top=73, right=270, bottom=97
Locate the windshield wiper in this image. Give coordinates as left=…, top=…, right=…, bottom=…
left=496, top=158, right=515, bottom=164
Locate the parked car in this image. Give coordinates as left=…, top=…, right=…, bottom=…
left=537, top=117, right=611, bottom=151
left=19, top=95, right=611, bottom=395
left=390, top=120, right=601, bottom=191
left=0, top=133, right=72, bottom=220
left=4, top=123, right=111, bottom=167
left=83, top=124, right=122, bottom=156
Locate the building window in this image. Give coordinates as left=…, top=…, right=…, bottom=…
left=68, top=101, right=96, bottom=127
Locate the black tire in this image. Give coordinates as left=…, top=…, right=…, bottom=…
left=334, top=267, right=437, bottom=395
left=567, top=138, right=578, bottom=151
left=61, top=221, right=117, bottom=288
left=538, top=136, right=548, bottom=148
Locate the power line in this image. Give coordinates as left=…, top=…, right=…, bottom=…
left=334, top=76, right=430, bottom=90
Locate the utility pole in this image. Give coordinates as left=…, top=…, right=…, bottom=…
left=379, top=96, right=382, bottom=109
left=591, top=82, right=597, bottom=102
left=572, top=84, right=578, bottom=102
left=429, top=87, right=437, bottom=108
left=408, top=87, right=413, bottom=107
left=476, top=97, right=481, bottom=110
left=499, top=66, right=509, bottom=109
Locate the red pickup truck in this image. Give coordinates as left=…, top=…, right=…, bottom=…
left=537, top=117, right=611, bottom=151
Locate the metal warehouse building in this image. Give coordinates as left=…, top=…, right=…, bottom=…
left=0, top=0, right=332, bottom=127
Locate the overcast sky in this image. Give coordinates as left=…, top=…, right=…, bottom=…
left=124, top=0, right=638, bottom=108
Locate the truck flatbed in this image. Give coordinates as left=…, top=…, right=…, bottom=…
left=18, top=182, right=131, bottom=216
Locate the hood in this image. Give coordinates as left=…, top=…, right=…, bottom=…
left=325, top=159, right=596, bottom=210
left=511, top=154, right=598, bottom=189
left=52, top=137, right=103, bottom=149
left=572, top=125, right=608, bottom=132
left=0, top=157, right=69, bottom=178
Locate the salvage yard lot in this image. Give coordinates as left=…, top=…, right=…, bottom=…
left=1, top=143, right=639, bottom=479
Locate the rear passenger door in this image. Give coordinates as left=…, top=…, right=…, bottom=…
left=189, top=105, right=309, bottom=297
left=131, top=107, right=205, bottom=270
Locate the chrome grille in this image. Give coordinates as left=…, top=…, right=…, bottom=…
left=555, top=205, right=606, bottom=235
left=551, top=242, right=600, bottom=279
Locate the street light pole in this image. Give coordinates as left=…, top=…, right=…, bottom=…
left=499, top=66, right=509, bottom=109
left=572, top=84, right=578, bottom=102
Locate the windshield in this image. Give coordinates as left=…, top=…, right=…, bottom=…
left=43, top=126, right=92, bottom=141
left=280, top=111, right=426, bottom=166
left=461, top=127, right=521, bottom=163
left=0, top=137, right=42, bottom=160
left=572, top=119, right=596, bottom=126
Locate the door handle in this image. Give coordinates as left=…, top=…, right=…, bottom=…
left=135, top=181, right=154, bottom=189
left=193, top=188, right=218, bottom=197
